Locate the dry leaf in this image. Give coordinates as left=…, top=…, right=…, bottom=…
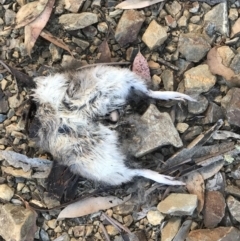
left=207, top=46, right=235, bottom=80
left=231, top=18, right=240, bottom=38
left=13, top=0, right=48, bottom=29
left=186, top=172, right=205, bottom=213
left=40, top=30, right=73, bottom=56
left=24, top=0, right=55, bottom=56
left=96, top=39, right=111, bottom=63
left=132, top=51, right=151, bottom=82
left=207, top=47, right=240, bottom=87
left=115, top=0, right=165, bottom=9
left=0, top=60, right=35, bottom=88
left=57, top=195, right=131, bottom=220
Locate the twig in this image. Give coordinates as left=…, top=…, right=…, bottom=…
left=157, top=57, right=179, bottom=71
left=101, top=212, right=132, bottom=234
left=99, top=223, right=111, bottom=241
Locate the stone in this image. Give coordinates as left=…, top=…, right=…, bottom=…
left=230, top=53, right=240, bottom=74
left=0, top=203, right=37, bottom=241
left=178, top=33, right=211, bottom=62
left=4, top=9, right=16, bottom=26
left=0, top=114, right=6, bottom=122
left=0, top=96, right=9, bottom=113
left=225, top=185, right=240, bottom=198
left=183, top=126, right=202, bottom=141
left=43, top=192, right=60, bottom=209
left=227, top=195, right=240, bottom=222
left=113, top=203, right=134, bottom=215
left=176, top=123, right=189, bottom=133
left=187, top=227, right=240, bottom=241
left=59, top=13, right=98, bottom=30
left=73, top=226, right=85, bottom=237
left=165, top=0, right=181, bottom=17
left=8, top=94, right=24, bottom=109
left=1, top=166, right=32, bottom=178
left=147, top=210, right=165, bottom=226
left=162, top=69, right=174, bottom=91
left=217, top=46, right=235, bottom=67
left=49, top=43, right=63, bottom=63
left=106, top=225, right=118, bottom=236
left=64, top=0, right=84, bottom=12
left=202, top=102, right=224, bottom=124
left=188, top=95, right=209, bottom=114
left=82, top=26, right=97, bottom=38
left=0, top=184, right=14, bottom=201
left=165, top=15, right=177, bottom=28
left=123, top=215, right=133, bottom=227
left=223, top=88, right=240, bottom=127
left=127, top=104, right=183, bottom=158
left=189, top=2, right=200, bottom=13
left=204, top=2, right=229, bottom=36
left=183, top=64, right=216, bottom=95
left=203, top=191, right=225, bottom=228
left=178, top=15, right=188, bottom=28
left=229, top=8, right=238, bottom=21
left=157, top=193, right=197, bottom=216
left=142, top=20, right=168, bottom=50
left=161, top=217, right=181, bottom=241
left=72, top=37, right=89, bottom=50
left=152, top=75, right=161, bottom=90
left=115, top=10, right=145, bottom=46
left=53, top=233, right=70, bottom=241
left=97, top=22, right=108, bottom=33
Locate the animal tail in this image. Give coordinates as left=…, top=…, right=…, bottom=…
left=134, top=169, right=185, bottom=186
left=147, top=90, right=196, bottom=102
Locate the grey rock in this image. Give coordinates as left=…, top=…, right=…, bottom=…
left=115, top=10, right=145, bottom=46
left=162, top=69, right=174, bottom=91
left=72, top=37, right=90, bottom=49
left=227, top=195, right=240, bottom=222
left=0, top=203, right=37, bottom=241
left=82, top=26, right=97, bottom=38
left=183, top=64, right=216, bottom=95
left=204, top=2, right=229, bottom=36
left=230, top=53, right=240, bottom=74
left=40, top=228, right=50, bottom=241
left=188, top=95, right=209, bottom=114
left=128, top=104, right=183, bottom=158
left=4, top=9, right=16, bottom=26
left=59, top=13, right=98, bottom=31
left=0, top=184, right=14, bottom=201
left=202, top=102, right=224, bottom=124
left=0, top=114, right=6, bottom=123
left=183, top=126, right=203, bottom=141
left=0, top=89, right=9, bottom=113
left=223, top=88, right=240, bottom=127
left=176, top=58, right=192, bottom=77
left=43, top=192, right=60, bottom=209
left=157, top=193, right=197, bottom=216
left=178, top=33, right=211, bottom=62
left=142, top=20, right=168, bottom=50
left=203, top=191, right=225, bottom=228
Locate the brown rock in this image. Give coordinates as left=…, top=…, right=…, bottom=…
left=187, top=227, right=240, bottom=241
left=161, top=217, right=181, bottom=241
left=203, top=191, right=226, bottom=228
left=115, top=10, right=145, bottom=46
left=142, top=20, right=168, bottom=50
left=157, top=193, right=197, bottom=216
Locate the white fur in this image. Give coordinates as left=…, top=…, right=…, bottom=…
left=31, top=66, right=190, bottom=186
